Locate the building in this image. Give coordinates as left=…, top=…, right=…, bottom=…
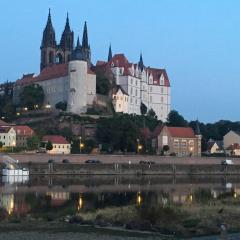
left=95, top=52, right=171, bottom=121
left=153, top=124, right=202, bottom=156
left=13, top=126, right=34, bottom=148
left=13, top=10, right=96, bottom=115
left=42, top=135, right=71, bottom=154
left=206, top=139, right=224, bottom=154
left=223, top=130, right=240, bottom=150
left=112, top=85, right=129, bottom=113
left=0, top=126, right=16, bottom=147
left=225, top=143, right=240, bottom=156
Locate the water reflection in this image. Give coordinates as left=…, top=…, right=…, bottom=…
left=0, top=175, right=240, bottom=217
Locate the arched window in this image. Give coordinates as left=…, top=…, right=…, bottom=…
left=56, top=53, right=63, bottom=64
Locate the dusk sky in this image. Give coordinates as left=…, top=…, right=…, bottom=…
left=0, top=0, right=239, bottom=123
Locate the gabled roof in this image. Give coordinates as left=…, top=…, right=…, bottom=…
left=167, top=126, right=196, bottom=138
left=0, top=126, right=13, bottom=133
left=42, top=135, right=70, bottom=144
left=226, top=143, right=240, bottom=150
left=0, top=119, right=8, bottom=126
left=147, top=68, right=170, bottom=87
left=112, top=85, right=129, bottom=96
left=13, top=126, right=34, bottom=136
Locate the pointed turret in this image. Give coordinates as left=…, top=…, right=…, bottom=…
left=108, top=44, right=112, bottom=62
left=41, top=9, right=56, bottom=48
left=76, top=36, right=81, bottom=49
left=138, top=53, right=144, bottom=71
left=82, top=21, right=89, bottom=49
left=195, top=120, right=201, bottom=135
left=60, top=12, right=74, bottom=50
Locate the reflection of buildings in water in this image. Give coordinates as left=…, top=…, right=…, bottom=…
left=46, top=192, right=70, bottom=207
left=2, top=175, right=29, bottom=184
left=77, top=194, right=83, bottom=210
left=136, top=191, right=142, bottom=206
left=0, top=193, right=14, bottom=215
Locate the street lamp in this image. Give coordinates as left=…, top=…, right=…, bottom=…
left=12, top=140, right=16, bottom=153
left=79, top=136, right=82, bottom=153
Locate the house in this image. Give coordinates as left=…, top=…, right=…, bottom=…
left=153, top=125, right=202, bottom=156
left=13, top=126, right=34, bottom=148
left=225, top=143, right=240, bottom=156
left=223, top=130, right=240, bottom=149
left=206, top=139, right=224, bottom=154
left=0, top=126, right=16, bottom=147
left=42, top=135, right=71, bottom=154
left=112, top=85, right=129, bottom=113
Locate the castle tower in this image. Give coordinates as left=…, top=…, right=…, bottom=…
left=81, top=21, right=91, bottom=66
left=58, top=13, right=74, bottom=63
left=108, top=44, right=112, bottom=62
left=40, top=9, right=57, bottom=71
left=67, top=40, right=89, bottom=114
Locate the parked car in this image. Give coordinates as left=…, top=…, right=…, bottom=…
left=221, top=159, right=234, bottom=165
left=85, top=159, right=101, bottom=164
left=36, top=148, right=47, bottom=153
left=62, top=159, right=70, bottom=163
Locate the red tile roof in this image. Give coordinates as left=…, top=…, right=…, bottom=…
left=42, top=135, right=70, bottom=144
left=148, top=68, right=170, bottom=87
left=13, top=126, right=34, bottom=136
left=140, top=127, right=152, bottom=139
left=226, top=143, right=240, bottom=150
left=15, top=63, right=95, bottom=86
left=167, top=127, right=196, bottom=138
left=112, top=85, right=129, bottom=96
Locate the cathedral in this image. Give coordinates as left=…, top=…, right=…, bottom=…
left=13, top=10, right=171, bottom=121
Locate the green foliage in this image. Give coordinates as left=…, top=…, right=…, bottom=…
left=167, top=110, right=188, bottom=127
left=194, top=188, right=213, bottom=204
left=163, top=145, right=170, bottom=152
left=140, top=102, right=147, bottom=115
left=46, top=141, right=53, bottom=151
left=96, top=75, right=111, bottom=95
left=0, top=142, right=3, bottom=149
left=147, top=108, right=157, bottom=119
left=83, top=138, right=96, bottom=153
left=19, top=84, right=44, bottom=110
left=55, top=101, right=67, bottom=111
left=27, top=136, right=40, bottom=150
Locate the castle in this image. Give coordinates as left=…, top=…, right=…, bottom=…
left=13, top=10, right=171, bottom=121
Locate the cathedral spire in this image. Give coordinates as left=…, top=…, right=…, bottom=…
left=139, top=52, right=144, bottom=71
left=64, top=12, right=71, bottom=32
left=76, top=36, right=81, bottom=49
left=47, top=8, right=52, bottom=28
left=108, top=44, right=112, bottom=62
left=82, top=21, right=89, bottom=49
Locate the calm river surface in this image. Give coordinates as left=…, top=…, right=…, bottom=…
left=1, top=175, right=240, bottom=239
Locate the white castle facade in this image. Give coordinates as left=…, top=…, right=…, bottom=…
left=13, top=10, right=171, bottom=121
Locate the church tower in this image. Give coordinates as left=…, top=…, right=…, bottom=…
left=40, top=9, right=56, bottom=71
left=81, top=21, right=91, bottom=66
left=108, top=44, right=112, bottom=62
left=58, top=13, right=74, bottom=63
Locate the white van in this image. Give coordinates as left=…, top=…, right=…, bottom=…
left=221, top=159, right=234, bottom=165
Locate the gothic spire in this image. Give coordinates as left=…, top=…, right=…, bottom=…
left=82, top=21, right=89, bottom=49
left=76, top=36, right=81, bottom=49
left=139, top=52, right=144, bottom=71
left=108, top=44, right=112, bottom=62
left=41, top=8, right=56, bottom=48
left=64, top=12, right=71, bottom=32
left=195, top=119, right=201, bottom=135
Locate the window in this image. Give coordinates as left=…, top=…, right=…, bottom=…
left=150, top=86, right=152, bottom=92
left=135, top=79, right=137, bottom=86
left=131, top=78, right=133, bottom=84
left=119, top=104, right=121, bottom=108
left=135, top=89, right=137, bottom=96
left=150, top=96, right=152, bottom=103
left=161, top=96, right=164, bottom=103
left=130, top=88, right=133, bottom=95
left=161, top=87, right=164, bottom=94
left=135, top=99, right=137, bottom=104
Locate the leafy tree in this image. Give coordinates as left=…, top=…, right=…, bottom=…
left=46, top=141, right=53, bottom=151
left=19, top=84, right=44, bottom=110
left=0, top=142, right=3, bottom=149
left=140, top=102, right=147, bottom=115
left=163, top=145, right=170, bottom=152
left=55, top=101, right=67, bottom=111
left=83, top=139, right=96, bottom=154
left=167, top=110, right=188, bottom=127
left=27, top=136, right=40, bottom=150
left=96, top=75, right=111, bottom=95
left=147, top=109, right=157, bottom=119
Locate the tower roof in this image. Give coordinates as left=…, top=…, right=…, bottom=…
left=82, top=21, right=89, bottom=49
left=108, top=44, right=113, bottom=62
left=195, top=120, right=201, bottom=135
left=139, top=53, right=144, bottom=71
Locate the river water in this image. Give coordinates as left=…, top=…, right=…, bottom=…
left=1, top=175, right=240, bottom=239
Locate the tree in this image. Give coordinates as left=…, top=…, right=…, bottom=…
left=19, top=84, right=44, bottom=110
left=163, top=145, right=170, bottom=152
left=96, top=75, right=111, bottom=95
left=46, top=141, right=53, bottom=151
left=140, top=102, right=147, bottom=115
left=27, top=136, right=40, bottom=150
left=167, top=110, right=188, bottom=127
left=0, top=142, right=3, bottom=149
left=147, top=108, right=157, bottom=119
left=55, top=101, right=67, bottom=111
